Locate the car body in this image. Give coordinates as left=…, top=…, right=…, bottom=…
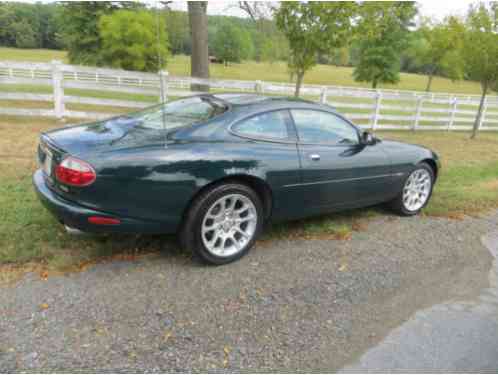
left=34, top=94, right=440, bottom=264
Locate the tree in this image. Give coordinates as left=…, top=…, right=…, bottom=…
left=212, top=22, right=253, bottom=65
left=411, top=17, right=464, bottom=91
left=0, top=2, right=64, bottom=49
left=59, top=2, right=143, bottom=66
left=98, top=10, right=170, bottom=72
left=188, top=2, right=209, bottom=91
left=462, top=2, right=498, bottom=139
left=275, top=2, right=356, bottom=96
left=353, top=2, right=417, bottom=89
left=164, top=10, right=190, bottom=55
left=11, top=20, right=37, bottom=48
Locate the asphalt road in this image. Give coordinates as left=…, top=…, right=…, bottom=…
left=1, top=210, right=498, bottom=372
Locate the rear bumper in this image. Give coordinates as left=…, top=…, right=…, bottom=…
left=33, top=169, right=173, bottom=234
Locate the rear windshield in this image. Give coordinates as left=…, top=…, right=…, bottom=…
left=127, top=96, right=228, bottom=131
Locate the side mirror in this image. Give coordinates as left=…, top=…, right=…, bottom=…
left=361, top=131, right=377, bottom=146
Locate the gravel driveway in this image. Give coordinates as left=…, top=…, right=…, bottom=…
left=1, top=211, right=497, bottom=372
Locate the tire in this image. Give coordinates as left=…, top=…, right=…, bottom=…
left=180, top=183, right=264, bottom=265
left=389, top=162, right=435, bottom=216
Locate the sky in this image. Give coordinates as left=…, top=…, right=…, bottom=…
left=13, top=0, right=475, bottom=21
left=167, top=0, right=474, bottom=21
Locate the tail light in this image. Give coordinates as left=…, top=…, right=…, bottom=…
left=55, top=157, right=96, bottom=187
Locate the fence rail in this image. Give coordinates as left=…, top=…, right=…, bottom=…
left=1, top=59, right=498, bottom=131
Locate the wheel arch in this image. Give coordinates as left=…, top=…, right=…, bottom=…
left=181, top=174, right=273, bottom=227
left=420, top=158, right=439, bottom=181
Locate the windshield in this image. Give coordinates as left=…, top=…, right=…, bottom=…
left=127, top=96, right=228, bottom=131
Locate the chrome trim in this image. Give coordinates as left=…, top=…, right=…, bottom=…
left=64, top=225, right=87, bottom=235
left=283, top=173, right=395, bottom=188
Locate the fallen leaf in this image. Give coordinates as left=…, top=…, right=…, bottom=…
left=163, top=330, right=173, bottom=341
left=40, top=303, right=49, bottom=310
left=40, top=271, right=48, bottom=280
left=339, top=264, right=348, bottom=272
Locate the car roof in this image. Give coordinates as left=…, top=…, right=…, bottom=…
left=209, top=93, right=336, bottom=114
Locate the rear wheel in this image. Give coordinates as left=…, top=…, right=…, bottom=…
left=181, top=183, right=264, bottom=265
left=389, top=162, right=434, bottom=216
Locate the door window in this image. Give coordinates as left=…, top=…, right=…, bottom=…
left=291, top=109, right=359, bottom=145
left=232, top=110, right=289, bottom=140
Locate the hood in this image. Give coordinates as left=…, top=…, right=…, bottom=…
left=43, top=115, right=165, bottom=156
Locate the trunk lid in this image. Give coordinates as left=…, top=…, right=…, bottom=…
left=43, top=115, right=165, bottom=157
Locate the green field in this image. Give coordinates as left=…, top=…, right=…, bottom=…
left=1, top=117, right=497, bottom=276
left=0, top=47, right=487, bottom=95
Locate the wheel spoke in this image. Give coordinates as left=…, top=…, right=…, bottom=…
left=234, top=227, right=250, bottom=239
left=231, top=235, right=242, bottom=251
left=234, top=214, right=256, bottom=224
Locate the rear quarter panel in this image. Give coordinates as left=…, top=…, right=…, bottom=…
left=70, top=139, right=301, bottom=232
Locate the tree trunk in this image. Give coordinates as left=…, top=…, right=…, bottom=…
left=188, top=2, right=209, bottom=92
left=294, top=71, right=304, bottom=97
left=372, top=79, right=377, bottom=89
left=471, top=81, right=488, bottom=139
left=425, top=73, right=434, bottom=92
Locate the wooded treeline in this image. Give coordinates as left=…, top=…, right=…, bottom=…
left=0, top=1, right=474, bottom=78
left=0, top=2, right=288, bottom=66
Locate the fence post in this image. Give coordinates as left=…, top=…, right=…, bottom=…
left=412, top=96, right=423, bottom=131
left=51, top=60, right=64, bottom=119
left=158, top=70, right=169, bottom=103
left=371, top=91, right=382, bottom=130
left=254, top=80, right=263, bottom=94
left=478, top=97, right=487, bottom=130
left=447, top=96, right=457, bottom=131
left=320, top=86, right=327, bottom=104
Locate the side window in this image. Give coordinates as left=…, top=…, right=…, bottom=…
left=232, top=110, right=289, bottom=139
left=291, top=109, right=359, bottom=145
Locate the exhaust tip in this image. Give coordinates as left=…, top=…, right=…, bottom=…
left=64, top=225, right=87, bottom=235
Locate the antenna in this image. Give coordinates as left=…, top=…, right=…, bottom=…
left=155, top=0, right=168, bottom=146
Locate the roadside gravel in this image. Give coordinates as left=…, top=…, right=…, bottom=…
left=1, top=211, right=497, bottom=372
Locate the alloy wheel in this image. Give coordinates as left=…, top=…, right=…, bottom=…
left=402, top=169, right=432, bottom=212
left=201, top=193, right=258, bottom=257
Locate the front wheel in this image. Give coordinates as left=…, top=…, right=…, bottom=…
left=180, top=183, right=264, bottom=265
left=389, top=162, right=434, bottom=216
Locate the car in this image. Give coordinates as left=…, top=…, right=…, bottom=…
left=34, top=94, right=440, bottom=265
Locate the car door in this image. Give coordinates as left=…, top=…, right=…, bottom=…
left=290, top=108, right=391, bottom=212
left=230, top=109, right=303, bottom=220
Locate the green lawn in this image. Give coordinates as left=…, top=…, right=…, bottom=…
left=1, top=117, right=497, bottom=275
left=0, top=47, right=67, bottom=63
left=0, top=47, right=488, bottom=95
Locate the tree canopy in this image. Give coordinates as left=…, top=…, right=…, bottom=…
left=0, top=2, right=63, bottom=49
left=461, top=2, right=498, bottom=138
left=353, top=2, right=417, bottom=89
left=409, top=17, right=464, bottom=91
left=212, top=22, right=253, bottom=65
left=275, top=2, right=356, bottom=96
left=98, top=10, right=169, bottom=72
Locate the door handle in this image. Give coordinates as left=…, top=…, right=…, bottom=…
left=309, top=153, right=321, bottom=161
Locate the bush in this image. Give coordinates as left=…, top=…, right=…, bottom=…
left=98, top=10, right=170, bottom=72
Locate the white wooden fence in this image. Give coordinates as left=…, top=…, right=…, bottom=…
left=1, top=60, right=498, bottom=131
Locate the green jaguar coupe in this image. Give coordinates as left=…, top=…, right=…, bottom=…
left=34, top=94, right=440, bottom=264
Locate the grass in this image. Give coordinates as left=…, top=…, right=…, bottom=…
left=1, top=47, right=490, bottom=95
left=0, top=47, right=68, bottom=63
left=1, top=116, right=497, bottom=275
